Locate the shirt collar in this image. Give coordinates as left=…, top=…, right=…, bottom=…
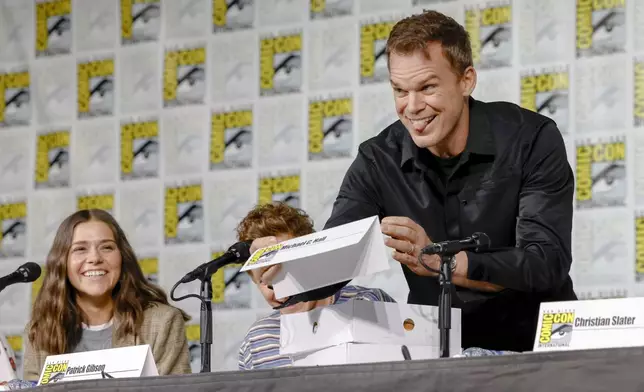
left=400, top=97, right=496, bottom=169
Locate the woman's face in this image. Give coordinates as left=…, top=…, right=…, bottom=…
left=66, top=220, right=122, bottom=302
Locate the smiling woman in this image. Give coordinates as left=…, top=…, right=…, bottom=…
left=22, top=209, right=192, bottom=381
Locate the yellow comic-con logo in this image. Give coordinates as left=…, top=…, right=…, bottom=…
left=576, top=138, right=626, bottom=209
left=40, top=361, right=69, bottom=384
left=210, top=108, right=253, bottom=169
left=164, top=184, right=204, bottom=244
left=260, top=33, right=302, bottom=96
left=0, top=70, right=30, bottom=127
left=77, top=58, right=115, bottom=118
left=163, top=46, right=206, bottom=107
left=634, top=59, right=644, bottom=127
left=0, top=201, right=27, bottom=258
left=35, top=130, right=70, bottom=189
left=121, top=0, right=160, bottom=45
left=258, top=174, right=300, bottom=208
left=36, top=0, right=72, bottom=57
left=538, top=311, right=574, bottom=347
left=308, top=96, right=353, bottom=160
left=520, top=67, right=569, bottom=132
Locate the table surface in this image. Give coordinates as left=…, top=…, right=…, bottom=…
left=30, top=346, right=644, bottom=392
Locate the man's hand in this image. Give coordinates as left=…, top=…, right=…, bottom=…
left=380, top=216, right=439, bottom=277
left=381, top=216, right=504, bottom=292
left=248, top=236, right=282, bottom=285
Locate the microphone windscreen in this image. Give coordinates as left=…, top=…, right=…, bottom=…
left=19, top=262, right=42, bottom=283
left=228, top=240, right=253, bottom=260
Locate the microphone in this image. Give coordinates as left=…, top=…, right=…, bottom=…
left=421, top=232, right=490, bottom=256
left=0, top=262, right=42, bottom=293
left=179, top=241, right=252, bottom=283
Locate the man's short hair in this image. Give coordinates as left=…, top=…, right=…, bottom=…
left=386, top=10, right=473, bottom=76
left=236, top=202, right=315, bottom=242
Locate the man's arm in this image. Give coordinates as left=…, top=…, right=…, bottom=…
left=324, top=149, right=383, bottom=229
left=465, top=121, right=574, bottom=293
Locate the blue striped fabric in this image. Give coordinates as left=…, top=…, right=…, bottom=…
left=238, top=285, right=396, bottom=370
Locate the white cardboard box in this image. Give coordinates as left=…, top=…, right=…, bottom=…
left=291, top=343, right=440, bottom=366
left=281, top=300, right=461, bottom=365
left=240, top=216, right=390, bottom=299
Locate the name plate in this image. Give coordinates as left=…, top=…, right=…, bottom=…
left=533, top=297, right=644, bottom=352
left=0, top=335, right=17, bottom=382
left=38, top=345, right=158, bottom=386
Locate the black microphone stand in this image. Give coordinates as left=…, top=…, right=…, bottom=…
left=437, top=252, right=455, bottom=359
left=420, top=233, right=491, bottom=359
left=198, top=275, right=213, bottom=374
left=170, top=264, right=244, bottom=373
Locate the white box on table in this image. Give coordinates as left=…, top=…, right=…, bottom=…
left=280, top=299, right=462, bottom=366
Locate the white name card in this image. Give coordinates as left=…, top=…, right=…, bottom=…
left=240, top=216, right=390, bottom=299
left=0, top=335, right=17, bottom=382
left=533, top=297, right=644, bottom=352
left=37, top=345, right=158, bottom=386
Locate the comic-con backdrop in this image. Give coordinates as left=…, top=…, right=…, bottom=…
left=0, top=0, right=642, bottom=374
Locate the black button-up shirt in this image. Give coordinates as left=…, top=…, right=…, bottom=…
left=324, top=97, right=577, bottom=352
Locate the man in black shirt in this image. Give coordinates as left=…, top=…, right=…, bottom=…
left=253, top=10, right=576, bottom=352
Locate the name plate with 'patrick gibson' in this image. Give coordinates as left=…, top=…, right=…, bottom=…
left=37, top=345, right=158, bottom=386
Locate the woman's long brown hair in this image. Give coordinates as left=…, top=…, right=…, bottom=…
left=28, top=209, right=189, bottom=354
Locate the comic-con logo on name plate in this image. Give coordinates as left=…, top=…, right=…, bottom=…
left=163, top=46, right=206, bottom=107
left=210, top=108, right=253, bottom=170
left=576, top=0, right=626, bottom=58
left=120, top=0, right=160, bottom=45
left=636, top=213, right=644, bottom=282
left=465, top=3, right=512, bottom=69
left=213, top=0, right=254, bottom=32
left=35, top=0, right=72, bottom=57
left=0, top=69, right=31, bottom=127
left=77, top=193, right=114, bottom=215
left=121, top=120, right=159, bottom=180
left=258, top=174, right=300, bottom=208
left=260, top=33, right=302, bottom=96
left=40, top=361, right=69, bottom=385
left=35, top=130, right=70, bottom=189
left=310, top=0, right=353, bottom=20
left=246, top=244, right=283, bottom=268
left=520, top=67, right=570, bottom=133
left=77, top=58, right=115, bottom=118
left=538, top=311, right=574, bottom=348
left=634, top=58, right=644, bottom=127
left=164, top=184, right=204, bottom=244
left=575, top=138, right=626, bottom=209
left=0, top=201, right=27, bottom=259
left=360, top=19, right=395, bottom=85
left=308, top=96, right=353, bottom=160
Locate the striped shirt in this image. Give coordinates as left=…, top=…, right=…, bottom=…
left=238, top=285, right=396, bottom=370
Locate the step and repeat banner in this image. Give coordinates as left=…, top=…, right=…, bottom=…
left=0, top=0, right=642, bottom=374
